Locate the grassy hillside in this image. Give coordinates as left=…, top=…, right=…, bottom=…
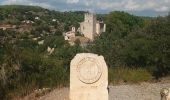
left=0, top=5, right=86, bottom=99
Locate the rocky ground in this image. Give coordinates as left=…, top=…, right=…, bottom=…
left=21, top=81, right=170, bottom=100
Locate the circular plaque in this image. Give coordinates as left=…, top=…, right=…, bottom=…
left=77, top=57, right=102, bottom=84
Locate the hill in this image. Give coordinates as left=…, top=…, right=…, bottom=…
left=0, top=5, right=85, bottom=31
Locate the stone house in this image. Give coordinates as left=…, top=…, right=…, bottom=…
left=63, top=27, right=76, bottom=40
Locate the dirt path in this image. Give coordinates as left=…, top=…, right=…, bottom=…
left=109, top=82, right=170, bottom=100
left=39, top=87, right=69, bottom=100
left=22, top=82, right=170, bottom=100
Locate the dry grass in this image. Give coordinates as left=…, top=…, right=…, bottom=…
left=109, top=67, right=153, bottom=84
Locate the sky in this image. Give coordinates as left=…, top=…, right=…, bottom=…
left=0, top=0, right=170, bottom=16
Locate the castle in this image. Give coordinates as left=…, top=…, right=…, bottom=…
left=79, top=13, right=106, bottom=40
left=64, top=13, right=106, bottom=42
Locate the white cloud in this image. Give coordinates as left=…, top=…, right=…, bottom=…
left=0, top=0, right=169, bottom=15
left=96, top=1, right=124, bottom=10
left=78, top=0, right=93, bottom=7
left=1, top=0, right=54, bottom=9
left=67, top=0, right=79, bottom=4
left=29, top=2, right=53, bottom=9
left=124, top=0, right=140, bottom=10
left=1, top=0, right=27, bottom=4
left=94, top=0, right=170, bottom=12
left=156, top=6, right=169, bottom=12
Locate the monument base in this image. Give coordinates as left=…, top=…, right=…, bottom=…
left=70, top=88, right=108, bottom=100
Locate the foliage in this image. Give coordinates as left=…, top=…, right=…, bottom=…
left=89, top=11, right=170, bottom=79
left=109, top=67, right=152, bottom=84
left=106, top=11, right=145, bottom=37
left=0, top=26, right=82, bottom=100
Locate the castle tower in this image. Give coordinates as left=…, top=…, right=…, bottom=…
left=96, top=22, right=107, bottom=35
left=80, top=13, right=96, bottom=41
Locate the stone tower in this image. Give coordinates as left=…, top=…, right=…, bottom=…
left=80, top=13, right=96, bottom=41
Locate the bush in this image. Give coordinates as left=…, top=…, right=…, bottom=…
left=0, top=83, right=7, bottom=100
left=109, top=67, right=152, bottom=84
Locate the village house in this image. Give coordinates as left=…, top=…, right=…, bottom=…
left=0, top=24, right=16, bottom=30
left=52, top=19, right=57, bottom=22
left=18, top=20, right=34, bottom=33
left=21, top=20, right=34, bottom=24
left=35, top=16, right=40, bottom=20
left=38, top=40, right=44, bottom=45
left=63, top=27, right=76, bottom=40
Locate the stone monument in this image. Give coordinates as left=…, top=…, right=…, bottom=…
left=70, top=53, right=108, bottom=100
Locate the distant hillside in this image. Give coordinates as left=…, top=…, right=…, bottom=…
left=0, top=5, right=46, bottom=11
left=0, top=5, right=85, bottom=31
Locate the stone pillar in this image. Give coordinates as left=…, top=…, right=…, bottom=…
left=70, top=53, right=108, bottom=100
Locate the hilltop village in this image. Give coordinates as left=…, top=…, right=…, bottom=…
left=0, top=11, right=105, bottom=46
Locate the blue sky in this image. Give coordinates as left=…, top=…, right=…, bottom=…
left=0, top=0, right=170, bottom=16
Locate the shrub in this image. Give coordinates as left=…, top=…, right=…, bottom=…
left=0, top=83, right=7, bottom=100
left=109, top=67, right=152, bottom=84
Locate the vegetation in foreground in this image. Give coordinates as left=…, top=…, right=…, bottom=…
left=0, top=5, right=170, bottom=100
